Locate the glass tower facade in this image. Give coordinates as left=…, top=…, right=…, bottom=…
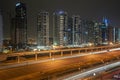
left=15, top=2, right=27, bottom=49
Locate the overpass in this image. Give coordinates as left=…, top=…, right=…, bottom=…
left=0, top=44, right=120, bottom=62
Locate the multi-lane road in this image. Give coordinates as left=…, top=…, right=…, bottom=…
left=62, top=61, right=120, bottom=80
left=0, top=49, right=120, bottom=80
left=0, top=45, right=119, bottom=62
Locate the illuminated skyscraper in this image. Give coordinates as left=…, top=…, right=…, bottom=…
left=100, top=17, right=109, bottom=44
left=53, top=10, right=68, bottom=46
left=93, top=22, right=102, bottom=45
left=37, top=11, right=49, bottom=46
left=14, top=2, right=27, bottom=49
left=0, top=10, right=3, bottom=51
left=72, top=15, right=82, bottom=45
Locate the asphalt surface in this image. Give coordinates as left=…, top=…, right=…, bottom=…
left=0, top=50, right=120, bottom=80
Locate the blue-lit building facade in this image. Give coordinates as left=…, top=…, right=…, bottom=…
left=99, top=18, right=108, bottom=44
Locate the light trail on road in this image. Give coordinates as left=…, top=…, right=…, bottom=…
left=63, top=61, right=120, bottom=80
left=0, top=49, right=120, bottom=80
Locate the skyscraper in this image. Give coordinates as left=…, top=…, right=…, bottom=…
left=0, top=10, right=3, bottom=51
left=113, top=27, right=120, bottom=43
left=118, top=28, right=120, bottom=43
left=13, top=2, right=27, bottom=49
left=93, top=22, right=102, bottom=45
left=37, top=11, right=49, bottom=47
left=72, top=15, right=82, bottom=45
left=107, top=26, right=114, bottom=43
left=81, top=20, right=94, bottom=44
left=100, top=18, right=109, bottom=44
left=67, top=17, right=73, bottom=45
left=53, top=10, right=68, bottom=46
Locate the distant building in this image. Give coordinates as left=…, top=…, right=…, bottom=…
left=0, top=10, right=3, bottom=51
left=99, top=18, right=108, bottom=44
left=53, top=10, right=68, bottom=46
left=113, top=27, right=120, bottom=43
left=67, top=17, right=73, bottom=45
left=81, top=20, right=94, bottom=43
left=37, top=11, right=49, bottom=46
left=11, top=2, right=27, bottom=49
left=107, top=26, right=114, bottom=43
left=118, top=28, right=120, bottom=43
left=93, top=22, right=102, bottom=45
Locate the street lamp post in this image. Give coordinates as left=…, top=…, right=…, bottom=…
left=35, top=52, right=37, bottom=61
left=49, top=50, right=52, bottom=58
left=17, top=55, right=20, bottom=63
left=71, top=50, right=72, bottom=55
left=61, top=50, right=63, bottom=56
left=79, top=49, right=80, bottom=54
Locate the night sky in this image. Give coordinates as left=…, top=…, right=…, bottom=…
left=0, top=0, right=120, bottom=39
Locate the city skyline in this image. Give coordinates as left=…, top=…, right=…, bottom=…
left=0, top=0, right=120, bottom=39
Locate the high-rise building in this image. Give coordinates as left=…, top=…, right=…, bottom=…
left=81, top=20, right=95, bottom=44
left=113, top=27, right=120, bottom=43
left=53, top=10, right=68, bottom=46
left=72, top=15, right=82, bottom=45
left=37, top=11, right=49, bottom=46
left=107, top=26, right=114, bottom=43
left=93, top=22, right=102, bottom=45
left=67, top=17, right=73, bottom=45
left=12, top=2, right=27, bottom=49
left=99, top=18, right=109, bottom=44
left=118, top=28, right=120, bottom=43
left=0, top=10, right=3, bottom=51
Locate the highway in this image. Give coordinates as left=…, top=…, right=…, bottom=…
left=0, top=50, right=120, bottom=80
left=0, top=55, right=91, bottom=80
left=0, top=48, right=119, bottom=69
left=0, top=45, right=119, bottom=62
left=62, top=61, right=120, bottom=80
